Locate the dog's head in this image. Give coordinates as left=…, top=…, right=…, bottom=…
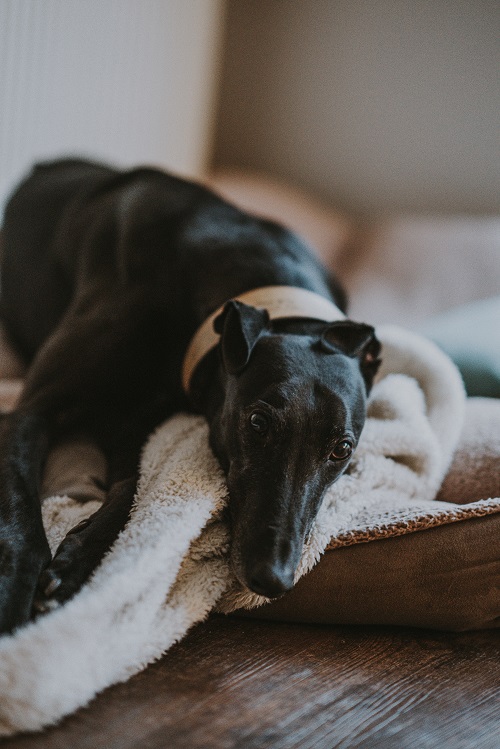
left=206, top=300, right=381, bottom=599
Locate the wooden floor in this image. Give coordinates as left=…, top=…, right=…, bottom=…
left=3, top=616, right=500, bottom=749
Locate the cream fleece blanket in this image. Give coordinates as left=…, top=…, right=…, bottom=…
left=1, top=324, right=498, bottom=736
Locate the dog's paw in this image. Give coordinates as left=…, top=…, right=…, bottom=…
left=32, top=518, right=94, bottom=615
left=32, top=584, right=62, bottom=615
left=33, top=557, right=81, bottom=615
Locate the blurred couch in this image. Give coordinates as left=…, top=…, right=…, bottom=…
left=209, top=169, right=500, bottom=399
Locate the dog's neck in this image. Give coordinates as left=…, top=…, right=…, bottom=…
left=182, top=285, right=346, bottom=394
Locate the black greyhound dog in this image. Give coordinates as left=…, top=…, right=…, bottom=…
left=0, top=159, right=380, bottom=634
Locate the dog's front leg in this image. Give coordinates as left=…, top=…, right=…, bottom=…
left=0, top=291, right=155, bottom=631
left=32, top=392, right=174, bottom=611
left=0, top=409, right=52, bottom=633
left=34, top=436, right=148, bottom=610
left=34, top=473, right=138, bottom=611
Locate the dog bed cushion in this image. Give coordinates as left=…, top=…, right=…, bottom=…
left=37, top=397, right=500, bottom=633
left=0, top=333, right=498, bottom=638
left=0, top=330, right=499, bottom=634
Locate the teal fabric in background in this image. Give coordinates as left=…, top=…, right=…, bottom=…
left=421, top=297, right=500, bottom=398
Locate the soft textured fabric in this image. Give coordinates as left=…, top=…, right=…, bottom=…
left=420, top=296, right=500, bottom=398
left=437, top=397, right=500, bottom=504
left=2, top=324, right=500, bottom=736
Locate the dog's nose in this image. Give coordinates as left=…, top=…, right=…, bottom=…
left=247, top=562, right=295, bottom=598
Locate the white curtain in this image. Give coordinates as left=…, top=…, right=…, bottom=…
left=0, top=0, right=224, bottom=216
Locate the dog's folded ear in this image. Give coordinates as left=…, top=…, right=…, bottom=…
left=214, top=300, right=270, bottom=374
left=321, top=321, right=382, bottom=392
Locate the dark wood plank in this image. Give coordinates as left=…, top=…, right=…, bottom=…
left=2, top=616, right=500, bottom=749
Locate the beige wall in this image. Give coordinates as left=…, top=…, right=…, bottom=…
left=213, top=0, right=500, bottom=216
left=0, top=0, right=225, bottom=215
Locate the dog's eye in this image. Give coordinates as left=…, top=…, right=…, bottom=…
left=249, top=411, right=269, bottom=434
left=329, top=440, right=353, bottom=461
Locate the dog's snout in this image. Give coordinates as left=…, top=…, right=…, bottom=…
left=247, top=562, right=295, bottom=599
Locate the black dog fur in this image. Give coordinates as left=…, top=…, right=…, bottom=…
left=0, top=159, right=380, bottom=633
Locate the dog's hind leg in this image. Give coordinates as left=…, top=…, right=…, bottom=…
left=0, top=410, right=53, bottom=632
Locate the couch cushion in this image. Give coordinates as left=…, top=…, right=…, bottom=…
left=337, top=217, right=500, bottom=328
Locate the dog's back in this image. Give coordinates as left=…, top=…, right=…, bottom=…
left=2, top=159, right=345, bottom=365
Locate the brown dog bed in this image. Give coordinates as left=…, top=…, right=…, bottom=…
left=1, top=345, right=498, bottom=633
